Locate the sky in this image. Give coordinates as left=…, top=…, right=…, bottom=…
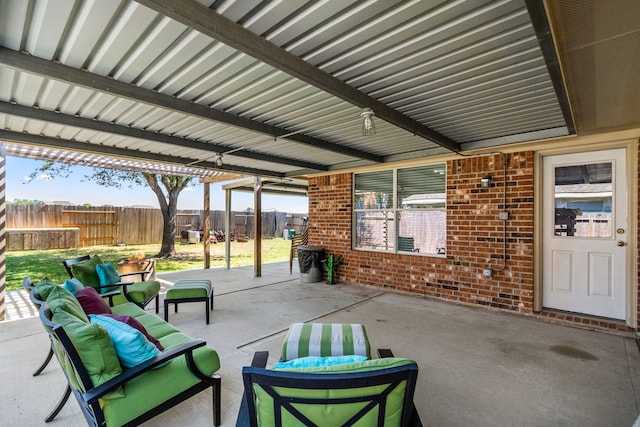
left=6, top=156, right=308, bottom=213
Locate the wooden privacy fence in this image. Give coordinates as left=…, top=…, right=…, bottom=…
left=7, top=205, right=306, bottom=251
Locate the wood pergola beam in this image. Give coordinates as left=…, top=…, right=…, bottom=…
left=0, top=130, right=284, bottom=178
left=0, top=102, right=328, bottom=171
left=0, top=47, right=383, bottom=163
left=136, top=0, right=461, bottom=153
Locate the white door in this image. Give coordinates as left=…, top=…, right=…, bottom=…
left=542, top=149, right=627, bottom=319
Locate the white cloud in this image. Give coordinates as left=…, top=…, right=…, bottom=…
left=37, top=174, right=53, bottom=181
left=22, top=176, right=33, bottom=183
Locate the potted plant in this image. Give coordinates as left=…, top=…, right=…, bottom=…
left=322, top=253, right=342, bottom=285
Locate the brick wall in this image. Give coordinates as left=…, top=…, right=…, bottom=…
left=309, top=152, right=535, bottom=314
left=310, top=146, right=640, bottom=331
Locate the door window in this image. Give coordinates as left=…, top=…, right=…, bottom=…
left=554, top=162, right=612, bottom=238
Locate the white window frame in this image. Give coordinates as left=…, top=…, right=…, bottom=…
left=353, top=164, right=446, bottom=257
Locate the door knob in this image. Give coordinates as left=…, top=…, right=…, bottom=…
left=617, top=241, right=626, bottom=247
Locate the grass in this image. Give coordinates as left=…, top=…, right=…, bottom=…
left=7, top=238, right=292, bottom=291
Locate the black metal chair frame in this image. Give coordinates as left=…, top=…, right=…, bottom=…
left=63, top=254, right=160, bottom=313
left=23, top=277, right=73, bottom=422
left=240, top=351, right=421, bottom=427
left=24, top=277, right=222, bottom=426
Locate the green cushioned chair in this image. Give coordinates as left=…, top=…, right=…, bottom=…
left=63, top=254, right=160, bottom=312
left=237, top=351, right=422, bottom=427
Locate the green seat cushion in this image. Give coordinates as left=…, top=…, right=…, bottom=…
left=70, top=255, right=103, bottom=290
left=166, top=280, right=212, bottom=299
left=110, top=280, right=160, bottom=306
left=101, top=332, right=220, bottom=426
left=110, top=302, right=147, bottom=318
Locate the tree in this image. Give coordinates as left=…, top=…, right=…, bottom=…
left=7, top=199, right=43, bottom=205
left=141, top=174, right=193, bottom=257
left=27, top=163, right=195, bottom=258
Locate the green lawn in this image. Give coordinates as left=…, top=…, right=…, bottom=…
left=7, top=238, right=291, bottom=291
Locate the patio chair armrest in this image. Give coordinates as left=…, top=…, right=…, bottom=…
left=99, top=289, right=121, bottom=307
left=84, top=339, right=208, bottom=404
left=116, top=281, right=148, bottom=307
left=119, top=270, right=150, bottom=280
left=377, top=348, right=394, bottom=358
left=251, top=351, right=269, bottom=368
left=90, top=284, right=127, bottom=307
left=376, top=348, right=422, bottom=426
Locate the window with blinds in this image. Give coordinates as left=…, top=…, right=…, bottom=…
left=354, top=165, right=446, bottom=255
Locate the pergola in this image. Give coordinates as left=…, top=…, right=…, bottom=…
left=0, top=0, right=638, bottom=320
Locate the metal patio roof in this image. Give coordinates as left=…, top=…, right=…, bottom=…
left=0, top=0, right=638, bottom=179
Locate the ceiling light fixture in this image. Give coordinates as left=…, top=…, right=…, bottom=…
left=361, top=107, right=376, bottom=136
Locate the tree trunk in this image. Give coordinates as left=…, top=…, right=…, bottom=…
left=142, top=174, right=191, bottom=258
left=158, top=199, right=178, bottom=258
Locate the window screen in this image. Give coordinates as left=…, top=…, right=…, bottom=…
left=354, top=165, right=446, bottom=255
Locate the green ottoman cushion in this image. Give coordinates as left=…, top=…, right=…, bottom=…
left=166, top=279, right=212, bottom=299
left=164, top=279, right=214, bottom=324
left=282, top=323, right=371, bottom=361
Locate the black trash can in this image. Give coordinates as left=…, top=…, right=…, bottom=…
left=297, top=245, right=325, bottom=283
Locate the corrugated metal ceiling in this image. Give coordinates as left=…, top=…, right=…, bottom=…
left=0, top=0, right=580, bottom=178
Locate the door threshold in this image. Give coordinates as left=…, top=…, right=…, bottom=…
left=535, top=309, right=636, bottom=336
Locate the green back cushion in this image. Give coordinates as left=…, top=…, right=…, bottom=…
left=50, top=308, right=124, bottom=398
left=47, top=285, right=89, bottom=322
left=256, top=358, right=416, bottom=426
left=70, top=255, right=103, bottom=290
left=35, top=277, right=59, bottom=300
left=47, top=286, right=123, bottom=398
left=282, top=323, right=371, bottom=361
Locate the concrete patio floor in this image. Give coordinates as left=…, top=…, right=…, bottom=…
left=1, top=261, right=639, bottom=426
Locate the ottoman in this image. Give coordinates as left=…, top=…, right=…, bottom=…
left=164, top=279, right=214, bottom=324
left=281, top=322, right=371, bottom=361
